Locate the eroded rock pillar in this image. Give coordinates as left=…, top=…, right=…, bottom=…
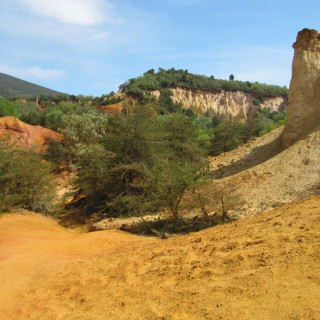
left=282, top=28, right=320, bottom=147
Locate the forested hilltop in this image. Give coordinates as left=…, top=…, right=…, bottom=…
left=119, top=68, right=288, bottom=99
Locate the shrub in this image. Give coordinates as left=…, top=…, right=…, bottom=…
left=0, top=139, right=57, bottom=213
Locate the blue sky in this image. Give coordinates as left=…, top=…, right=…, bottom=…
left=0, top=0, right=319, bottom=96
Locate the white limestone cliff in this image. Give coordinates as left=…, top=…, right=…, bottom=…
left=152, top=88, right=286, bottom=121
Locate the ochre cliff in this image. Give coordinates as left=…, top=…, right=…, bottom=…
left=152, top=88, right=286, bottom=120
left=96, top=101, right=124, bottom=115
left=0, top=116, right=62, bottom=149
left=282, top=28, right=320, bottom=147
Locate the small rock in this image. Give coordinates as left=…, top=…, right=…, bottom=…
left=161, top=233, right=171, bottom=239
left=193, top=237, right=202, bottom=243
left=120, top=224, right=129, bottom=231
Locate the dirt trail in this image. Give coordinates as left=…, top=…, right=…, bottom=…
left=1, top=196, right=320, bottom=320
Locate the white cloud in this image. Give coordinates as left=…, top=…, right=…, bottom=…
left=14, top=0, right=109, bottom=25
left=0, top=65, right=65, bottom=79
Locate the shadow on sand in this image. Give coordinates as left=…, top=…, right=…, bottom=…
left=210, top=135, right=284, bottom=180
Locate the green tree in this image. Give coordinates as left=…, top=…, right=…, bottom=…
left=46, top=110, right=109, bottom=169
left=148, top=158, right=208, bottom=217
left=0, top=139, right=57, bottom=213
left=0, top=99, right=20, bottom=118
left=70, top=105, right=163, bottom=215
left=66, top=106, right=209, bottom=217
left=158, top=89, right=182, bottom=113
left=210, top=121, right=247, bottom=155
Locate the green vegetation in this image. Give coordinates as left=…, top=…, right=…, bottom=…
left=0, top=72, right=62, bottom=98
left=119, top=67, right=288, bottom=99
left=0, top=140, right=57, bottom=213
left=0, top=69, right=288, bottom=233
left=90, top=92, right=122, bottom=106
left=47, top=105, right=209, bottom=218
left=209, top=120, right=248, bottom=155
left=249, top=107, right=286, bottom=136
left=0, top=96, right=100, bottom=131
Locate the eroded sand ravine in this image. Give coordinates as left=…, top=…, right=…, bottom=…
left=1, top=196, right=320, bottom=320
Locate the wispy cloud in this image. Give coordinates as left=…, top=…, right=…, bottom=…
left=14, top=0, right=111, bottom=25
left=218, top=61, right=231, bottom=65
left=90, top=32, right=109, bottom=40
left=0, top=65, right=65, bottom=80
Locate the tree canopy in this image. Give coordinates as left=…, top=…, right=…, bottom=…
left=119, top=68, right=288, bottom=99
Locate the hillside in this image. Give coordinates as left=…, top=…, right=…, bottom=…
left=208, top=126, right=320, bottom=218
left=0, top=116, right=62, bottom=149
left=0, top=72, right=62, bottom=98
left=152, top=87, right=286, bottom=120
left=1, top=196, right=319, bottom=320
left=118, top=68, right=288, bottom=120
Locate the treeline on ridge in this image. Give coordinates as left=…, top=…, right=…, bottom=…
left=119, top=68, right=288, bottom=99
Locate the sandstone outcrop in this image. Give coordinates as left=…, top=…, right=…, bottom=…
left=0, top=116, right=62, bottom=149
left=152, top=88, right=286, bottom=121
left=282, top=28, right=320, bottom=147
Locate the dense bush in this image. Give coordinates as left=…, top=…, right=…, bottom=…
left=247, top=107, right=287, bottom=137
left=0, top=97, right=101, bottom=130
left=0, top=139, right=57, bottom=213
left=209, top=120, right=248, bottom=155
left=47, top=106, right=208, bottom=217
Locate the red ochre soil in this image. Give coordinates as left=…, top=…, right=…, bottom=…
left=1, top=196, right=320, bottom=320
left=0, top=116, right=62, bottom=149
left=96, top=101, right=123, bottom=115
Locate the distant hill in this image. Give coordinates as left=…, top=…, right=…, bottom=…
left=119, top=68, right=289, bottom=98
left=0, top=73, right=63, bottom=98
left=118, top=68, right=287, bottom=121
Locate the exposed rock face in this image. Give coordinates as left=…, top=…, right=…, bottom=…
left=282, top=28, right=320, bottom=147
left=0, top=116, right=62, bottom=149
left=152, top=88, right=286, bottom=121
left=96, top=101, right=123, bottom=115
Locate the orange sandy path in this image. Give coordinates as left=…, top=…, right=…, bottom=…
left=1, top=196, right=320, bottom=320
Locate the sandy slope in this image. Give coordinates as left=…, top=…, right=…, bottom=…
left=0, top=116, right=62, bottom=149
left=210, top=127, right=320, bottom=217
left=1, top=196, right=320, bottom=320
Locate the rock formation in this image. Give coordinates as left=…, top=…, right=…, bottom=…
left=96, top=101, right=124, bottom=115
left=282, top=28, right=320, bottom=147
left=152, top=88, right=286, bottom=121
left=0, top=116, right=62, bottom=149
